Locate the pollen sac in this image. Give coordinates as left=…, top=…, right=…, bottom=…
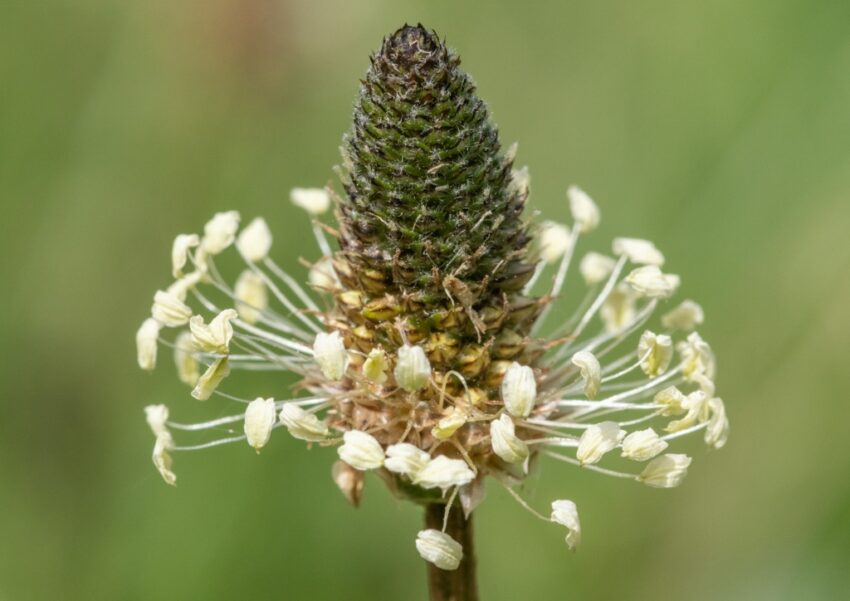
left=416, top=529, right=463, bottom=571
left=637, top=331, right=673, bottom=378
left=362, top=348, right=389, bottom=383
left=236, top=217, right=273, bottom=262
left=550, top=500, right=581, bottom=551
left=201, top=211, right=240, bottom=255
left=234, top=270, right=268, bottom=324
left=576, top=422, right=625, bottom=465
left=136, top=318, right=161, bottom=371
left=152, top=290, right=193, bottom=328
left=290, top=187, right=330, bottom=215
left=571, top=350, right=601, bottom=400
left=244, top=398, right=277, bottom=452
left=171, top=233, right=200, bottom=278
left=567, top=185, right=600, bottom=234
left=431, top=407, right=469, bottom=440
left=413, top=456, right=475, bottom=491
left=313, top=331, right=349, bottom=381
left=394, top=345, right=431, bottom=392
left=579, top=252, right=616, bottom=285
left=338, top=430, right=385, bottom=471
left=661, top=299, right=705, bottom=332
left=538, top=221, right=571, bottom=263
left=490, top=414, right=529, bottom=464
left=384, top=443, right=431, bottom=478
left=279, top=404, right=329, bottom=442
left=638, top=454, right=692, bottom=488
left=191, top=357, right=230, bottom=401
left=501, top=362, right=537, bottom=417
left=625, top=265, right=680, bottom=299
left=620, top=428, right=668, bottom=461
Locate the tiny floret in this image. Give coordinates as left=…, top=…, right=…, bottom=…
left=625, top=265, right=680, bottom=299
left=244, top=398, right=276, bottom=451
left=612, top=237, right=665, bottom=266
left=579, top=252, right=616, bottom=285
left=490, top=414, right=529, bottom=464
left=568, top=185, right=600, bottom=233
left=539, top=221, right=571, bottom=263
left=621, top=428, right=668, bottom=461
left=638, top=453, right=692, bottom=488
left=152, top=290, right=193, bottom=328
left=416, top=529, right=463, bottom=571
left=279, top=403, right=329, bottom=442
left=550, top=500, right=581, bottom=551
left=338, top=430, right=385, bottom=470
left=638, top=331, right=673, bottom=377
left=236, top=217, right=273, bottom=262
left=136, top=318, right=161, bottom=371
left=571, top=351, right=601, bottom=399
left=201, top=210, right=241, bottom=255
left=394, top=345, right=431, bottom=392
left=662, top=299, right=704, bottom=332
left=501, top=362, right=537, bottom=417
left=313, top=331, right=349, bottom=381
left=577, top=422, right=624, bottom=465
left=384, top=443, right=431, bottom=478
left=414, top=456, right=475, bottom=491
left=290, top=187, right=331, bottom=214
left=190, top=309, right=238, bottom=354
left=171, top=233, right=200, bottom=278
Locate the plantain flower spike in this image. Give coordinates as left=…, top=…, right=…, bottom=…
left=135, top=24, right=728, bottom=578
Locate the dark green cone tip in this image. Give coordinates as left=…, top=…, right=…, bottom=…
left=337, top=24, right=534, bottom=306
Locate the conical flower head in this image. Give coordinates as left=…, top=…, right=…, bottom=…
left=338, top=24, right=533, bottom=302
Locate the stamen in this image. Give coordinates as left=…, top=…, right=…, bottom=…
left=522, top=260, right=546, bottom=295
left=532, top=226, right=582, bottom=335
left=263, top=257, right=321, bottom=313
left=498, top=479, right=551, bottom=522
left=442, top=487, right=459, bottom=532
left=524, top=437, right=579, bottom=447
left=661, top=422, right=707, bottom=441
left=173, top=434, right=249, bottom=451
left=168, top=414, right=245, bottom=431
left=311, top=221, right=333, bottom=258
left=192, top=287, right=312, bottom=345
left=543, top=451, right=636, bottom=480
left=569, top=255, right=627, bottom=339
left=236, top=255, right=324, bottom=335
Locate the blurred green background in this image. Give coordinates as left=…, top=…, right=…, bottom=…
left=2, top=1, right=850, bottom=599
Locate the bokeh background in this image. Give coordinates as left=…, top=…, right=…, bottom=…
left=2, top=1, right=850, bottom=599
